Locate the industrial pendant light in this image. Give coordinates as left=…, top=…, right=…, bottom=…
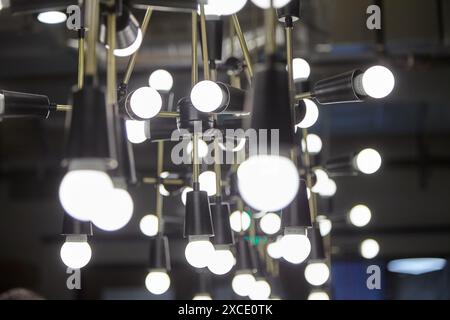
left=145, top=235, right=171, bottom=295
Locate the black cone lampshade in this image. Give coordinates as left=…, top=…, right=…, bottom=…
left=148, top=235, right=171, bottom=271
left=282, top=179, right=312, bottom=229
left=312, top=70, right=364, bottom=104
left=184, top=188, right=214, bottom=237
left=114, top=118, right=137, bottom=185
left=277, top=0, right=301, bottom=23
left=309, top=224, right=326, bottom=261
left=210, top=198, right=234, bottom=246
left=62, top=212, right=93, bottom=236
left=0, top=90, right=51, bottom=119
left=144, top=117, right=179, bottom=142
left=235, top=239, right=256, bottom=273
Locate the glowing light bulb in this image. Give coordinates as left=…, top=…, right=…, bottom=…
left=238, top=155, right=299, bottom=212
left=317, top=215, right=332, bottom=237
left=187, top=139, right=209, bottom=158
left=149, top=69, right=174, bottom=92
left=199, top=171, right=217, bottom=196
left=301, top=133, right=322, bottom=155
left=281, top=232, right=311, bottom=264
left=296, top=99, right=319, bottom=129
left=308, top=291, right=330, bottom=300
left=145, top=270, right=170, bottom=295
left=91, top=188, right=134, bottom=232
left=267, top=238, right=283, bottom=259
left=250, top=0, right=292, bottom=9
left=355, top=148, right=382, bottom=174
left=318, top=178, right=337, bottom=197
left=129, top=87, right=162, bottom=119
left=232, top=272, right=256, bottom=297
left=360, top=239, right=379, bottom=259
left=305, top=262, right=330, bottom=286
left=139, top=214, right=159, bottom=237
left=349, top=204, right=372, bottom=227
left=249, top=278, right=271, bottom=300
left=229, top=210, right=251, bottom=232
left=293, top=58, right=311, bottom=81
left=60, top=236, right=92, bottom=269
left=207, top=249, right=235, bottom=275
left=201, top=0, right=248, bottom=16
left=311, top=168, right=329, bottom=194
left=125, top=120, right=147, bottom=144
left=190, top=80, right=224, bottom=113
left=259, top=212, right=281, bottom=235
left=181, top=187, right=193, bottom=206
left=362, top=66, right=395, bottom=99
left=185, top=238, right=215, bottom=268
left=159, top=184, right=170, bottom=197
left=114, top=29, right=143, bottom=57
left=37, top=11, right=67, bottom=24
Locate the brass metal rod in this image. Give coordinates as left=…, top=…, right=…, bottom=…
left=214, top=138, right=222, bottom=197
left=143, top=177, right=184, bottom=185
left=295, top=92, right=313, bottom=100
left=123, top=7, right=153, bottom=85
left=156, top=141, right=164, bottom=228
left=231, top=14, right=253, bottom=79
left=199, top=4, right=210, bottom=80
left=156, top=111, right=179, bottom=118
left=106, top=12, right=117, bottom=106
left=264, top=8, right=277, bottom=56
left=286, top=25, right=299, bottom=166
left=191, top=11, right=198, bottom=86
left=302, top=127, right=318, bottom=223
left=77, top=30, right=85, bottom=89
left=56, top=104, right=73, bottom=111
left=85, top=0, right=100, bottom=77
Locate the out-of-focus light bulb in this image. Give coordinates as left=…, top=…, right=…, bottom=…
left=293, top=58, right=311, bottom=81
left=181, top=187, right=193, bottom=206
left=37, top=11, right=67, bottom=24
left=361, top=66, right=395, bottom=99
left=281, top=232, right=311, bottom=264
left=139, top=214, right=159, bottom=237
left=232, top=272, right=256, bottom=297
left=305, top=262, right=330, bottom=286
left=250, top=0, right=292, bottom=9
left=296, top=99, right=319, bottom=129
left=259, top=212, right=281, bottom=235
left=149, top=69, right=173, bottom=92
left=201, top=0, right=248, bottom=16
left=187, top=139, right=209, bottom=158
left=349, top=204, right=372, bottom=227
left=355, top=148, right=382, bottom=174
left=311, top=168, right=329, bottom=194
left=308, top=291, right=330, bottom=300
left=317, top=215, right=332, bottom=237
left=199, top=171, right=217, bottom=196
left=219, top=138, right=246, bottom=152
left=207, top=249, right=235, bottom=275
left=237, top=155, right=299, bottom=211
left=114, top=29, right=143, bottom=57
left=193, top=293, right=212, bottom=300
left=145, top=270, right=170, bottom=295
left=92, top=188, right=134, bottom=231
left=159, top=184, right=170, bottom=197
left=267, top=238, right=283, bottom=259
left=318, top=178, right=337, bottom=197
left=190, top=80, right=224, bottom=113
left=302, top=133, right=322, bottom=155
left=229, top=210, right=251, bottom=232
left=129, top=87, right=162, bottom=119
left=360, top=239, right=379, bottom=259
left=185, top=238, right=215, bottom=268
left=126, top=120, right=147, bottom=144
left=60, top=235, right=92, bottom=269
left=249, top=278, right=271, bottom=300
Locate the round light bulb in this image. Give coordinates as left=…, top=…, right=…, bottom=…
left=129, top=87, right=162, bottom=119
left=305, top=262, right=330, bottom=286
left=159, top=184, right=170, bottom=197
left=308, top=291, right=330, bottom=300
left=199, top=171, right=217, bottom=196
left=232, top=273, right=256, bottom=297
left=318, top=178, right=337, bottom=197
left=125, top=120, right=147, bottom=144
left=296, top=99, right=319, bottom=129
left=355, top=148, right=382, bottom=174
left=185, top=239, right=215, bottom=268
left=187, top=139, right=209, bottom=158
left=37, top=11, right=67, bottom=24
left=190, top=80, right=224, bottom=113
left=360, top=239, right=380, bottom=259
left=145, top=271, right=171, bottom=295
left=250, top=0, right=292, bottom=9
left=229, top=210, right=251, bottom=232
left=349, top=204, right=372, bottom=227
left=362, top=66, right=395, bottom=99
left=317, top=215, right=332, bottom=237
left=301, top=133, right=322, bottom=155
left=139, top=214, right=159, bottom=237
left=149, top=69, right=173, bottom=92
left=60, top=238, right=92, bottom=269
left=193, top=293, right=212, bottom=300
left=249, top=279, right=271, bottom=300
left=281, top=233, right=311, bottom=264
left=311, top=168, right=329, bottom=194
left=259, top=212, right=281, bottom=235
left=181, top=187, right=193, bottom=206
left=238, top=155, right=299, bottom=211
left=207, top=249, right=235, bottom=275
left=293, top=58, right=311, bottom=81
left=202, top=0, right=248, bottom=16
left=114, top=29, right=143, bottom=57
left=267, top=240, right=283, bottom=259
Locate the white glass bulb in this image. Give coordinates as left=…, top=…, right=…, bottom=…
left=59, top=168, right=113, bottom=221
left=190, top=80, right=224, bottom=113
left=145, top=271, right=171, bottom=295
left=114, top=29, right=143, bottom=57
left=317, top=215, right=332, bottom=237
left=202, top=0, right=248, bottom=16
left=238, top=155, right=299, bottom=211
left=126, top=120, right=147, bottom=144
left=355, top=148, right=382, bottom=174
left=301, top=134, right=322, bottom=155
left=259, top=212, right=281, bottom=235
left=193, top=293, right=212, bottom=300
left=362, top=66, right=395, bottom=99
left=181, top=187, right=193, bottom=206
left=130, top=87, right=162, bottom=119
left=293, top=58, right=311, bottom=81
left=305, top=262, right=330, bottom=286
left=232, top=273, right=256, bottom=297
left=149, top=69, right=173, bottom=92
left=281, top=233, right=311, bottom=264
left=349, top=204, right=372, bottom=227
left=159, top=184, right=170, bottom=197
left=229, top=210, right=251, bottom=232
left=249, top=279, right=271, bottom=300
left=250, top=0, right=292, bottom=9
left=60, top=238, right=92, bottom=269
left=267, top=238, right=283, bottom=259
left=187, top=139, right=209, bottom=158
left=199, top=171, right=217, bottom=196
left=185, top=239, right=215, bottom=268
left=308, top=291, right=330, bottom=300
left=296, top=99, right=319, bottom=129
left=360, top=239, right=379, bottom=259
left=139, top=214, right=159, bottom=237
left=318, top=178, right=337, bottom=197
left=37, top=11, right=67, bottom=24
left=311, top=168, right=329, bottom=194
left=92, top=188, right=134, bottom=232
left=207, top=249, right=235, bottom=275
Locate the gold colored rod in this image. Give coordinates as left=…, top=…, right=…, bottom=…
left=191, top=11, right=198, bottom=86
left=123, top=7, right=153, bottom=85
left=143, top=177, right=184, bottom=185
left=199, top=4, right=210, bottom=80
left=302, top=127, right=318, bottom=223
left=56, top=104, right=73, bottom=111
left=106, top=12, right=117, bottom=106
left=231, top=14, right=253, bottom=79
left=157, top=111, right=179, bottom=118
left=264, top=7, right=277, bottom=56
left=295, top=92, right=313, bottom=100
left=85, top=0, right=100, bottom=77
left=214, top=138, right=222, bottom=197
left=77, top=30, right=85, bottom=89
left=156, top=141, right=164, bottom=229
